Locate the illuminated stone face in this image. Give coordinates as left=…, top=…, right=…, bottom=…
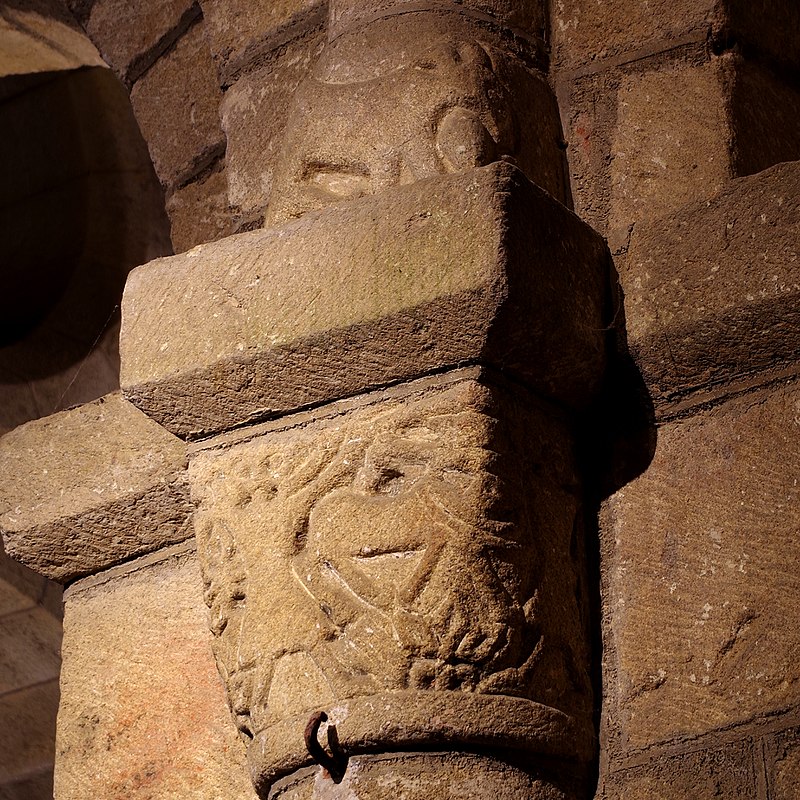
left=190, top=379, right=593, bottom=792
left=266, top=15, right=567, bottom=224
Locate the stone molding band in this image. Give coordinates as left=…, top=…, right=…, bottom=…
left=327, top=2, right=546, bottom=67
left=249, top=691, right=595, bottom=792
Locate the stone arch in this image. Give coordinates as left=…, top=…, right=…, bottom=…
left=0, top=3, right=171, bottom=796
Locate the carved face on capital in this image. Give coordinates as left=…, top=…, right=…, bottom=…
left=265, top=17, right=567, bottom=224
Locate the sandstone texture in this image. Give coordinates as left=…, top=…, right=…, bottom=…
left=768, top=726, right=800, bottom=799
left=166, top=164, right=233, bottom=252
left=269, top=751, right=583, bottom=800
left=0, top=0, right=105, bottom=77
left=200, top=0, right=325, bottom=83
left=624, top=161, right=800, bottom=406
left=560, top=53, right=733, bottom=241
left=0, top=393, right=193, bottom=583
left=608, top=56, right=733, bottom=234
left=130, top=21, right=225, bottom=188
left=327, top=0, right=547, bottom=42
left=602, top=380, right=800, bottom=750
left=189, top=374, right=594, bottom=793
left=551, top=0, right=800, bottom=72
left=266, top=14, right=566, bottom=224
left=121, top=162, right=610, bottom=438
left=221, top=28, right=325, bottom=222
left=602, top=739, right=757, bottom=799
left=84, top=0, right=198, bottom=81
left=551, top=0, right=718, bottom=70
left=56, top=544, right=257, bottom=799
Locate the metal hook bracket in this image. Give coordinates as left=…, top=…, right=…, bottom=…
left=304, top=711, right=348, bottom=783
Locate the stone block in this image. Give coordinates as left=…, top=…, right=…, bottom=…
left=0, top=680, right=59, bottom=784
left=0, top=607, right=61, bottom=694
left=199, top=0, right=325, bottom=83
left=624, top=161, right=800, bottom=406
left=166, top=164, right=233, bottom=253
left=328, top=0, right=547, bottom=40
left=0, top=393, right=193, bottom=583
left=189, top=372, right=593, bottom=793
left=0, top=768, right=53, bottom=800
left=0, top=0, right=105, bottom=77
left=550, top=0, right=800, bottom=72
left=120, top=163, right=611, bottom=439
left=601, top=381, right=800, bottom=750
left=271, top=751, right=585, bottom=800
left=551, top=0, right=719, bottom=71
left=559, top=52, right=733, bottom=240
left=221, top=28, right=325, bottom=221
left=130, top=21, right=225, bottom=189
left=56, top=544, right=257, bottom=799
left=608, top=55, right=733, bottom=235
left=767, top=726, right=800, bottom=799
left=602, top=740, right=757, bottom=799
left=85, top=0, right=198, bottom=81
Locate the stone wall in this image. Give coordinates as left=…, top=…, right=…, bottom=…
left=0, top=0, right=797, bottom=798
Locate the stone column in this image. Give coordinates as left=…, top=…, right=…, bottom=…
left=120, top=159, right=613, bottom=798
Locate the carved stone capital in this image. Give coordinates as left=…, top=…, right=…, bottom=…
left=189, top=374, right=594, bottom=796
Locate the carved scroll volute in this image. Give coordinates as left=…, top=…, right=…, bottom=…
left=190, top=381, right=594, bottom=795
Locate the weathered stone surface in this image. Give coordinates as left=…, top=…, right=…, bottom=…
left=189, top=374, right=594, bottom=793
left=121, top=162, right=610, bottom=438
left=0, top=0, right=105, bottom=77
left=327, top=0, right=547, bottom=41
left=601, top=381, right=800, bottom=750
left=608, top=56, right=733, bottom=235
left=0, top=680, right=59, bottom=784
left=267, top=14, right=567, bottom=225
left=270, top=751, right=583, bottom=799
left=166, top=164, right=233, bottom=252
left=551, top=0, right=800, bottom=72
left=0, top=607, right=61, bottom=693
left=767, top=726, right=800, bottom=799
left=730, top=58, right=800, bottom=178
left=0, top=768, right=53, bottom=800
left=550, top=0, right=719, bottom=71
left=56, top=544, right=257, bottom=799
left=602, top=740, right=757, bottom=799
left=0, top=393, right=193, bottom=583
left=624, top=161, right=800, bottom=406
left=199, top=0, right=325, bottom=82
left=221, top=28, right=325, bottom=221
left=130, top=21, right=225, bottom=188
left=558, top=51, right=733, bottom=241
left=85, top=0, right=198, bottom=80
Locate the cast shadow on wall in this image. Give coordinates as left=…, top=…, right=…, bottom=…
left=577, top=266, right=657, bottom=793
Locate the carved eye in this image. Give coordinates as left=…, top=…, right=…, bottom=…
left=301, top=161, right=372, bottom=199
